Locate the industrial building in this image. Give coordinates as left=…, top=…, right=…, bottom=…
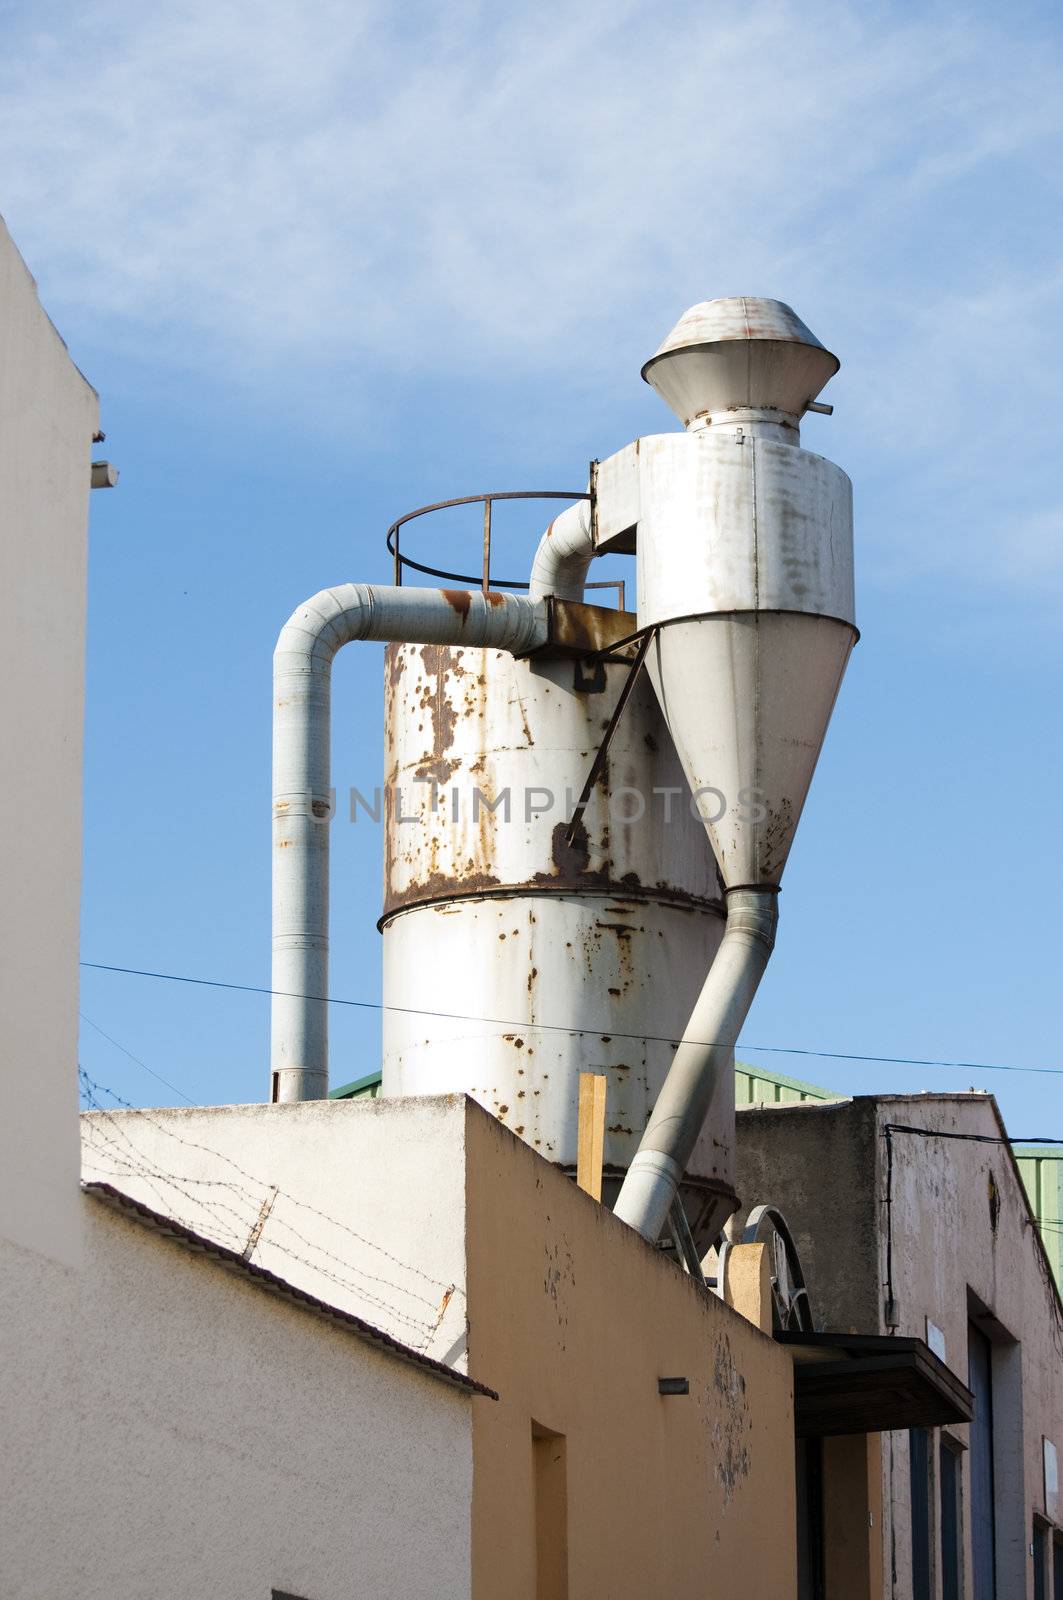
left=4, top=208, right=1063, bottom=1600
left=735, top=1090, right=1063, bottom=1600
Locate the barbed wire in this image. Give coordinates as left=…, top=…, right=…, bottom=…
left=80, top=1113, right=444, bottom=1346
left=79, top=1065, right=459, bottom=1295
left=79, top=1066, right=462, bottom=1349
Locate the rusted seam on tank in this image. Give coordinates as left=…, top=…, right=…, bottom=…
left=377, top=883, right=726, bottom=930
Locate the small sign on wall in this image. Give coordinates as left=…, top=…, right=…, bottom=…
left=1045, top=1437, right=1059, bottom=1519
left=926, top=1318, right=947, bottom=1363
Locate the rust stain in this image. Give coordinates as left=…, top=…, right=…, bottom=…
left=711, top=1336, right=752, bottom=1502
left=546, top=818, right=592, bottom=877
left=381, top=865, right=503, bottom=919
left=385, top=640, right=407, bottom=689
left=413, top=644, right=459, bottom=786
left=441, top=588, right=472, bottom=622
left=514, top=692, right=534, bottom=747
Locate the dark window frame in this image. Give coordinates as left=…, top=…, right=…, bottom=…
left=910, top=1426, right=932, bottom=1600
left=940, top=1433, right=964, bottom=1600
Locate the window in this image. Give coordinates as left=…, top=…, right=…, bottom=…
left=969, top=1321, right=996, bottom=1600
left=1053, top=1535, right=1063, bottom=1600
left=1033, top=1521, right=1048, bottom=1600
left=532, top=1422, right=568, bottom=1600
left=910, top=1428, right=932, bottom=1600
left=939, top=1436, right=963, bottom=1600
left=795, top=1436, right=825, bottom=1600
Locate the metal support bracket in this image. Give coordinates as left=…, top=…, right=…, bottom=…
left=564, top=627, right=656, bottom=846
left=668, top=1196, right=706, bottom=1283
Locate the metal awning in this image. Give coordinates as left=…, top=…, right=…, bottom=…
left=777, top=1331, right=973, bottom=1438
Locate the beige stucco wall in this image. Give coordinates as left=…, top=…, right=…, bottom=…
left=1, top=1193, right=473, bottom=1600
left=465, top=1105, right=798, bottom=1600
left=83, top=1093, right=800, bottom=1599
left=0, top=216, right=97, bottom=1265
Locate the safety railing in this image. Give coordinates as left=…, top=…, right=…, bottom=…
left=385, top=490, right=626, bottom=611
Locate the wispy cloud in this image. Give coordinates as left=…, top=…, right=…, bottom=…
left=2, top=0, right=1062, bottom=586
left=0, top=1, right=1057, bottom=366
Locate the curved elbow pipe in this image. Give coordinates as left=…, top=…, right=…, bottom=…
left=528, top=499, right=595, bottom=601
left=271, top=583, right=547, bottom=1103
left=612, top=887, right=779, bottom=1243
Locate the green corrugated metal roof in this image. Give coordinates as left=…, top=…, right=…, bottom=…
left=734, top=1061, right=842, bottom=1106
left=1012, top=1145, right=1063, bottom=1291
left=329, top=1062, right=841, bottom=1106
left=328, top=1062, right=845, bottom=1100
left=329, top=1071, right=383, bottom=1101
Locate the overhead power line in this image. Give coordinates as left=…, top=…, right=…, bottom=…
left=80, top=958, right=1063, bottom=1081
left=80, top=1012, right=196, bottom=1105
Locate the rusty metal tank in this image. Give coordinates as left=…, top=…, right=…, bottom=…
left=379, top=634, right=735, bottom=1243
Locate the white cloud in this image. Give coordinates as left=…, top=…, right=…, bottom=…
left=0, top=1, right=1057, bottom=367
left=2, top=0, right=1062, bottom=589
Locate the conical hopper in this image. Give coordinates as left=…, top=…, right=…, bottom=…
left=647, top=612, right=855, bottom=888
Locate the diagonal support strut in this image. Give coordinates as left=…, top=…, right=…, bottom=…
left=564, top=627, right=656, bottom=847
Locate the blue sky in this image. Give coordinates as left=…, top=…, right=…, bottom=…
left=3, top=0, right=1062, bottom=1134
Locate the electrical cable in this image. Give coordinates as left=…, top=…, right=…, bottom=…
left=80, top=959, right=1063, bottom=1081
left=80, top=1012, right=197, bottom=1104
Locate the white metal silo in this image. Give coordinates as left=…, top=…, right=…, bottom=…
left=379, top=638, right=735, bottom=1241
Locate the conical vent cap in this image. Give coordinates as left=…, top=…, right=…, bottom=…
left=642, top=296, right=840, bottom=429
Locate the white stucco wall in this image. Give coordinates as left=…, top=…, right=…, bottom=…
left=0, top=216, right=97, bottom=1265
left=1, top=1194, right=473, bottom=1600
left=80, top=1095, right=473, bottom=1368
left=0, top=225, right=476, bottom=1600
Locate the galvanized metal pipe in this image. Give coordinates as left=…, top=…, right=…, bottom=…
left=528, top=499, right=595, bottom=601
left=612, top=886, right=778, bottom=1242
left=271, top=583, right=547, bottom=1102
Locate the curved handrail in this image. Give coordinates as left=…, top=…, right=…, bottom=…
left=386, top=490, right=590, bottom=590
